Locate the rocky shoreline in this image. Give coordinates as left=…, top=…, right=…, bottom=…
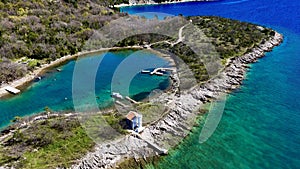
left=69, top=32, right=283, bottom=169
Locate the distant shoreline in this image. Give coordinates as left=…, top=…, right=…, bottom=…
left=115, top=0, right=215, bottom=8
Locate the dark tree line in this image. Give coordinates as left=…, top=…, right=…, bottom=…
left=0, top=0, right=127, bottom=83
left=0, top=58, right=27, bottom=83
left=191, top=16, right=275, bottom=59
left=0, top=0, right=126, bottom=60
left=113, top=16, right=274, bottom=82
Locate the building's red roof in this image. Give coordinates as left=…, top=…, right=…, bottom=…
left=126, top=111, right=138, bottom=120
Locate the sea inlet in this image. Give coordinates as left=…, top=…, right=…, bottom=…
left=0, top=49, right=170, bottom=129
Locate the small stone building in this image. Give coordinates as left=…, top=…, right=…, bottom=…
left=125, top=111, right=143, bottom=132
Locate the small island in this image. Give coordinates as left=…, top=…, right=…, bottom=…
left=0, top=1, right=283, bottom=169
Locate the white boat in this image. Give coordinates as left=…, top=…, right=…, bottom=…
left=154, top=72, right=164, bottom=76
left=141, top=70, right=151, bottom=74
left=111, top=92, right=123, bottom=99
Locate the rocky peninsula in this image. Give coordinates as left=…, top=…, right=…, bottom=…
left=70, top=32, right=283, bottom=169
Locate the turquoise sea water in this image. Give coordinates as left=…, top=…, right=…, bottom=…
left=0, top=50, right=170, bottom=128
left=122, top=0, right=300, bottom=168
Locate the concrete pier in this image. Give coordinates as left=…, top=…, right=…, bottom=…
left=4, top=86, right=20, bottom=94
left=150, top=67, right=176, bottom=76
left=125, top=96, right=139, bottom=104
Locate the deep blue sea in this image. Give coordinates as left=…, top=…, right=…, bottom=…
left=0, top=50, right=170, bottom=128
left=121, top=0, right=300, bottom=168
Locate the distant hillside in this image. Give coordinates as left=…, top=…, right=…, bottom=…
left=0, top=0, right=125, bottom=83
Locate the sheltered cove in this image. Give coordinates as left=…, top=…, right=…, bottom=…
left=0, top=46, right=145, bottom=99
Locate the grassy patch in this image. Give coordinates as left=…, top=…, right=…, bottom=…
left=135, top=102, right=168, bottom=124
left=0, top=112, right=133, bottom=168
left=20, top=127, right=94, bottom=169
left=79, top=112, right=128, bottom=144
left=27, top=59, right=40, bottom=69
left=0, top=116, right=95, bottom=169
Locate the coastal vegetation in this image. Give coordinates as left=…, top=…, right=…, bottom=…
left=0, top=0, right=126, bottom=83
left=135, top=102, right=168, bottom=124
left=114, top=16, right=274, bottom=82
left=0, top=58, right=27, bottom=83
left=191, top=16, right=275, bottom=59
left=0, top=111, right=132, bottom=168
left=80, top=111, right=128, bottom=143
left=0, top=115, right=95, bottom=168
